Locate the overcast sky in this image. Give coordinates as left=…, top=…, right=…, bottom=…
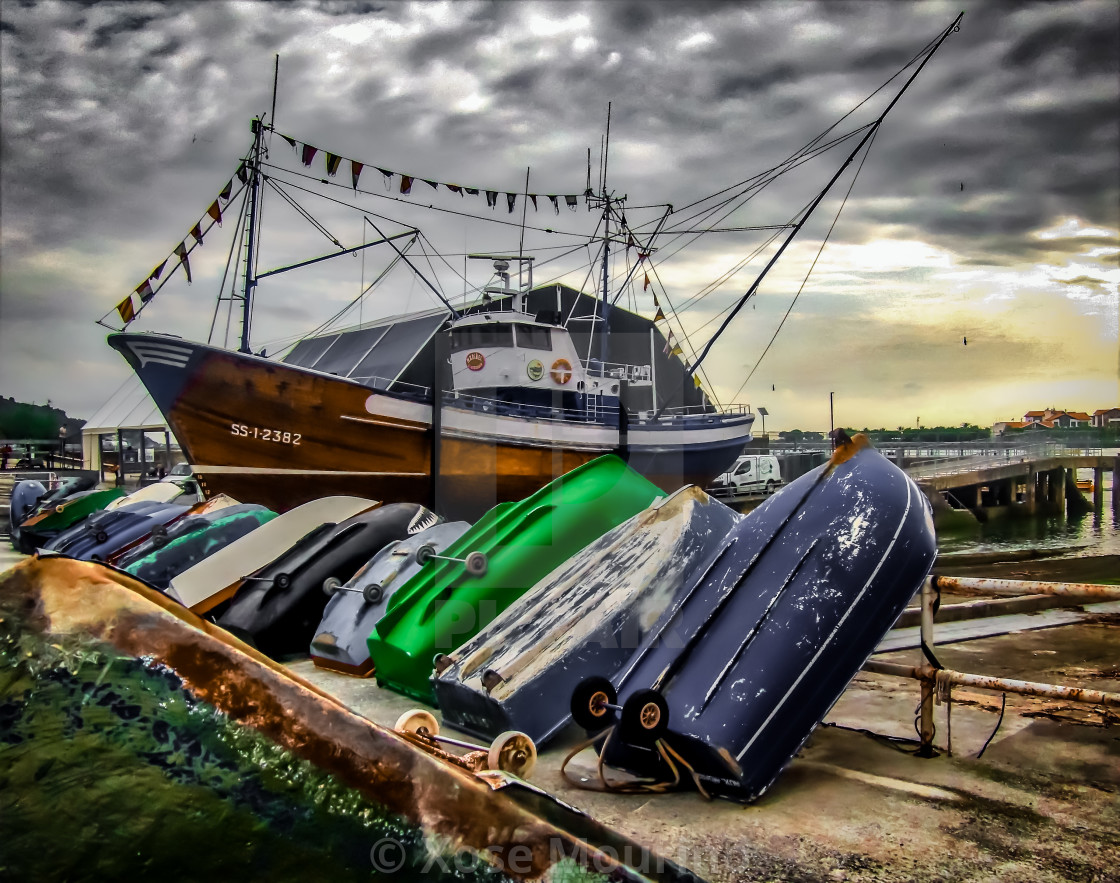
left=1, top=0, right=1117, bottom=432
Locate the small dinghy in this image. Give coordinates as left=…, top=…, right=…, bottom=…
left=570, top=434, right=937, bottom=803
left=15, top=486, right=127, bottom=552
left=432, top=486, right=741, bottom=745
left=117, top=503, right=276, bottom=590
left=368, top=455, right=663, bottom=704
left=311, top=517, right=468, bottom=676
left=7, top=479, right=47, bottom=550
left=165, top=495, right=378, bottom=613
left=43, top=500, right=192, bottom=562
left=217, top=503, right=434, bottom=657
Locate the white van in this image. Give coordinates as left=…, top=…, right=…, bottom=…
left=711, top=454, right=782, bottom=495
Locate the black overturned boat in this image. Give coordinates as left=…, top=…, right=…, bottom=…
left=568, top=434, right=937, bottom=803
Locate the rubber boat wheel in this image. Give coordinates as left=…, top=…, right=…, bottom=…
left=620, top=689, right=669, bottom=744
left=570, top=676, right=617, bottom=731
left=464, top=551, right=488, bottom=577
left=488, top=731, right=537, bottom=778
left=414, top=543, right=436, bottom=565
left=362, top=583, right=383, bottom=604
left=273, top=573, right=292, bottom=590
left=395, top=709, right=439, bottom=738
left=151, top=531, right=169, bottom=549
left=94, top=529, right=109, bottom=544
left=322, top=577, right=342, bottom=596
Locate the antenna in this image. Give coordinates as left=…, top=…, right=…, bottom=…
left=270, top=54, right=279, bottom=127
left=518, top=166, right=530, bottom=262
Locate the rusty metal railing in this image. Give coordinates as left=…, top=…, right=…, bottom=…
left=864, top=575, right=1120, bottom=756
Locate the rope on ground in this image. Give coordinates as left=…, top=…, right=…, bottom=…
left=976, top=692, right=1007, bottom=759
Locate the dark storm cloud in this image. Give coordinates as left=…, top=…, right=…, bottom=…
left=0, top=0, right=1115, bottom=424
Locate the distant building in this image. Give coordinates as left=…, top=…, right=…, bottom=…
left=1021, top=408, right=1092, bottom=428
left=1091, top=408, right=1120, bottom=428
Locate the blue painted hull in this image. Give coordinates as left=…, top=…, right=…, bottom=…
left=596, top=437, right=937, bottom=802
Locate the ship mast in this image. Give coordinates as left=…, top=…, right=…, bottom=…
left=239, top=116, right=264, bottom=354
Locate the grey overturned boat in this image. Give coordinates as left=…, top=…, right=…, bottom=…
left=310, top=517, right=469, bottom=676
left=572, top=434, right=937, bottom=803
left=431, top=486, right=741, bottom=745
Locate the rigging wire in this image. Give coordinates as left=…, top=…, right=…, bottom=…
left=207, top=185, right=251, bottom=345
left=731, top=126, right=881, bottom=402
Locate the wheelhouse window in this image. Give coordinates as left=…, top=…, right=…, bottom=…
left=514, top=324, right=552, bottom=351
left=450, top=324, right=514, bottom=353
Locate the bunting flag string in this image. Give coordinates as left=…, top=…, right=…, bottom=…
left=101, top=169, right=249, bottom=330
left=654, top=306, right=665, bottom=321
left=643, top=274, right=651, bottom=292
left=266, top=126, right=585, bottom=214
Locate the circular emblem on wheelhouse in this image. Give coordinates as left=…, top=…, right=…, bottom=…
left=526, top=359, right=544, bottom=381
left=466, top=351, right=485, bottom=371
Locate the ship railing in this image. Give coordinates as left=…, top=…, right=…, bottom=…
left=584, top=361, right=652, bottom=384
left=443, top=391, right=616, bottom=425
left=636, top=403, right=753, bottom=423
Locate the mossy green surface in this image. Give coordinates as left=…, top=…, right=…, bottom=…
left=0, top=610, right=545, bottom=882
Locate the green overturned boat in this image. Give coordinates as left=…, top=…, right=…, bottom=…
left=369, top=455, right=663, bottom=704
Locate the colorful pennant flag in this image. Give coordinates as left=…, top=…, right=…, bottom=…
left=149, top=259, right=167, bottom=281
left=236, top=162, right=248, bottom=183
left=135, top=280, right=155, bottom=303
left=190, top=223, right=204, bottom=246
left=529, top=194, right=538, bottom=210
left=565, top=195, right=578, bottom=210
left=693, top=374, right=702, bottom=388
left=654, top=307, right=665, bottom=322
left=424, top=179, right=440, bottom=191
left=326, top=153, right=341, bottom=176
left=219, top=180, right=232, bottom=201
left=446, top=184, right=463, bottom=196
left=281, top=134, right=297, bottom=150
left=486, top=191, right=498, bottom=208
left=207, top=200, right=222, bottom=225
left=116, top=295, right=135, bottom=323
left=662, top=331, right=674, bottom=355
left=637, top=250, right=651, bottom=262
left=301, top=144, right=318, bottom=167
left=506, top=193, right=517, bottom=213
left=548, top=195, right=559, bottom=214
left=643, top=274, right=650, bottom=291
left=351, top=160, right=364, bottom=189
left=174, top=242, right=192, bottom=283
left=465, top=187, right=479, bottom=196
left=672, top=345, right=684, bottom=356
left=400, top=175, right=414, bottom=194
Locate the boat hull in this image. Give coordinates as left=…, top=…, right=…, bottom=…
left=311, top=519, right=470, bottom=676
left=432, top=486, right=742, bottom=746
left=109, top=333, right=752, bottom=519
left=0, top=556, right=695, bottom=882
left=598, top=436, right=937, bottom=802
left=369, top=455, right=664, bottom=704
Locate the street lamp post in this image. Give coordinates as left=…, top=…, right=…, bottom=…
left=757, top=406, right=768, bottom=440
left=829, top=392, right=835, bottom=447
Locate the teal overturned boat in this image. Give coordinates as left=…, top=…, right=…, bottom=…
left=369, top=455, right=663, bottom=704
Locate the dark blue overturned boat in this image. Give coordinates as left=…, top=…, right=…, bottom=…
left=7, top=479, right=47, bottom=549
left=117, top=503, right=277, bottom=590
left=572, top=434, right=936, bottom=803
left=217, top=503, right=436, bottom=658
left=311, top=517, right=468, bottom=676
left=44, top=500, right=192, bottom=562
left=432, top=486, right=741, bottom=746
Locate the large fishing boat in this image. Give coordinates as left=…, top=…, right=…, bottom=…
left=104, top=14, right=960, bottom=518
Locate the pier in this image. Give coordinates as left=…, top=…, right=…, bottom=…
left=899, top=441, right=1118, bottom=520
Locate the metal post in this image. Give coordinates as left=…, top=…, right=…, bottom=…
left=1093, top=467, right=1103, bottom=513
left=918, top=575, right=937, bottom=757
left=1113, top=456, right=1119, bottom=515
left=829, top=392, right=835, bottom=447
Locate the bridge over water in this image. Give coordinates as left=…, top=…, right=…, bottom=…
left=897, top=441, right=1119, bottom=520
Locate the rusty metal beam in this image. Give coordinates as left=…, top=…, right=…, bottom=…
left=862, top=660, right=1120, bottom=708
left=933, top=574, right=1120, bottom=600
